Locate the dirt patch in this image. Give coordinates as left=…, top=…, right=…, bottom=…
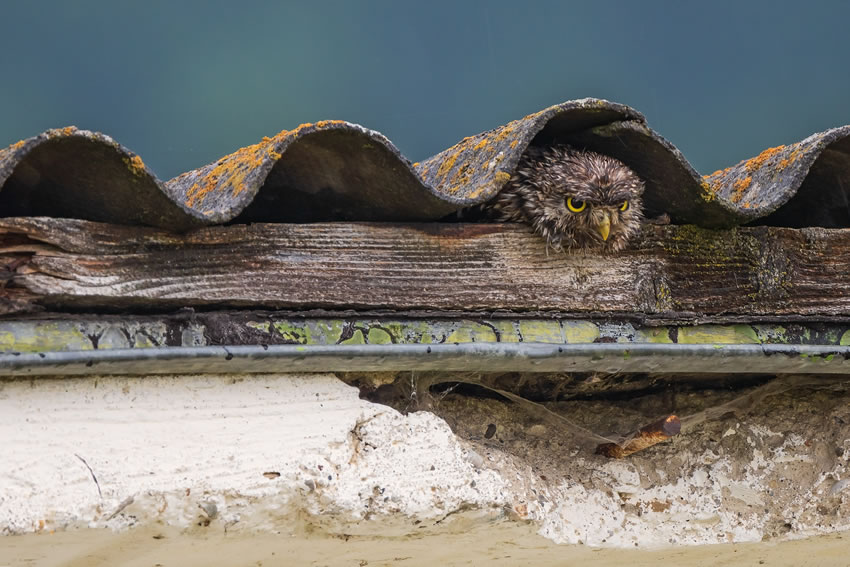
left=355, top=372, right=850, bottom=546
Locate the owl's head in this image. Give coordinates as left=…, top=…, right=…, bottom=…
left=516, top=146, right=645, bottom=252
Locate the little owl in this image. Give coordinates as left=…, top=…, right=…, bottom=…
left=484, top=145, right=645, bottom=252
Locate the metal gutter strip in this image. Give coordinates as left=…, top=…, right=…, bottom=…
left=0, top=343, right=847, bottom=376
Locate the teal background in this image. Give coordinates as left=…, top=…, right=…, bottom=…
left=2, top=1, right=848, bottom=179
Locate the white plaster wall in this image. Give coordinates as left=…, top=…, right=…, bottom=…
left=0, top=374, right=509, bottom=537
left=1, top=373, right=849, bottom=550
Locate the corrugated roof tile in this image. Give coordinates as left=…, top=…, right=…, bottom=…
left=1, top=98, right=848, bottom=230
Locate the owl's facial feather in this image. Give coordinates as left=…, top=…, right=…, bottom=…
left=486, top=145, right=645, bottom=252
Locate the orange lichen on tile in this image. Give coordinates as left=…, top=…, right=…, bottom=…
left=473, top=138, right=491, bottom=151
left=289, top=123, right=314, bottom=138
left=778, top=147, right=801, bottom=170
left=494, top=126, right=515, bottom=142
left=510, top=140, right=519, bottom=149
left=702, top=167, right=731, bottom=194
left=466, top=174, right=506, bottom=199
left=185, top=181, right=211, bottom=208
left=743, top=145, right=785, bottom=173
left=523, top=108, right=546, bottom=122
left=699, top=179, right=717, bottom=202
left=465, top=185, right=486, bottom=199
left=46, top=126, right=78, bottom=139
left=436, top=150, right=461, bottom=180
left=315, top=120, right=346, bottom=128
left=185, top=136, right=283, bottom=208
left=494, top=171, right=512, bottom=185
left=705, top=166, right=731, bottom=179
left=730, top=176, right=752, bottom=203
left=123, top=154, right=146, bottom=177
left=10, top=139, right=26, bottom=151
left=450, top=162, right=472, bottom=187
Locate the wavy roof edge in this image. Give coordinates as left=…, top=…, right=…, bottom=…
left=1, top=98, right=849, bottom=230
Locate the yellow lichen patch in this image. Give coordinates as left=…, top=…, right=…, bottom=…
left=450, top=162, right=473, bottom=187
left=435, top=150, right=461, bottom=180
left=289, top=123, right=314, bottom=138
left=522, top=109, right=546, bottom=122
left=185, top=136, right=282, bottom=208
left=186, top=182, right=212, bottom=208
left=698, top=179, right=717, bottom=202
left=494, top=126, right=515, bottom=142
left=730, top=176, right=752, bottom=203
left=465, top=184, right=488, bottom=200
left=9, top=139, right=26, bottom=152
left=46, top=126, right=78, bottom=139
left=123, top=154, right=146, bottom=177
left=510, top=140, right=519, bottom=149
left=412, top=162, right=420, bottom=167
left=315, top=119, right=346, bottom=128
left=494, top=171, right=512, bottom=185
left=266, top=146, right=282, bottom=161
left=743, top=145, right=786, bottom=173
left=705, top=166, right=731, bottom=180
left=473, top=138, right=491, bottom=151
left=702, top=169, right=729, bottom=195
left=778, top=147, right=801, bottom=170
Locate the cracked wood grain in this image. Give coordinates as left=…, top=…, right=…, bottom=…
left=0, top=217, right=848, bottom=319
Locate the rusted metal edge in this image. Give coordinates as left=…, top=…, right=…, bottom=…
left=2, top=100, right=848, bottom=230
left=0, top=343, right=848, bottom=377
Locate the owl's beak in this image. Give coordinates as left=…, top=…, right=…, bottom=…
left=597, top=213, right=611, bottom=241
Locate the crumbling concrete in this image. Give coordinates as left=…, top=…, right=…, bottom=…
left=1, top=373, right=848, bottom=550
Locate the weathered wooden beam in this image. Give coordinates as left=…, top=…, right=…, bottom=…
left=0, top=217, right=848, bottom=319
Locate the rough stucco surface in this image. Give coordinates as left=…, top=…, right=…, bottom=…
left=1, top=373, right=849, bottom=549
left=0, top=374, right=510, bottom=537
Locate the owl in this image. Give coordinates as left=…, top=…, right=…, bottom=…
left=484, top=145, right=645, bottom=252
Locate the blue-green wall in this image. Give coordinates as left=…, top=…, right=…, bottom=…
left=2, top=0, right=848, bottom=179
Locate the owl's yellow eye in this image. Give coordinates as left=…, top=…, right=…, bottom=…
left=620, top=200, right=629, bottom=211
left=566, top=197, right=586, bottom=213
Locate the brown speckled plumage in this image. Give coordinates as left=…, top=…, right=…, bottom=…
left=484, top=145, right=645, bottom=252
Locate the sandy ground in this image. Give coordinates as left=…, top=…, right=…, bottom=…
left=1, top=524, right=849, bottom=567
